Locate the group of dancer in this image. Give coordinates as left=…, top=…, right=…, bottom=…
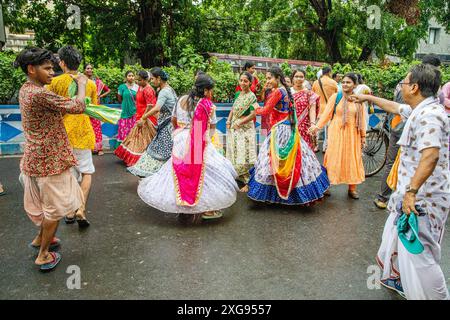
left=12, top=45, right=450, bottom=301
left=108, top=62, right=375, bottom=221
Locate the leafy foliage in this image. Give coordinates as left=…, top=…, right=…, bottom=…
left=3, top=0, right=447, bottom=66
left=2, top=50, right=449, bottom=105
left=0, top=50, right=26, bottom=103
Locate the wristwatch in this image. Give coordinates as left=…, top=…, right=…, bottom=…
left=405, top=185, right=418, bottom=194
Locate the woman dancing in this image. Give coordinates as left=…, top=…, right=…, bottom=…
left=137, top=74, right=238, bottom=223
left=247, top=67, right=330, bottom=205
left=128, top=68, right=177, bottom=177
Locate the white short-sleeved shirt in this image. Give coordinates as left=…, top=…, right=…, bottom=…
left=388, top=98, right=450, bottom=234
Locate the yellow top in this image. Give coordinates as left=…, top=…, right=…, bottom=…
left=46, top=74, right=97, bottom=150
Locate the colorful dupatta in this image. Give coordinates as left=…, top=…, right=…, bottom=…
left=172, top=98, right=213, bottom=206
left=269, top=98, right=302, bottom=200
left=68, top=81, right=121, bottom=124
left=231, top=91, right=258, bottom=124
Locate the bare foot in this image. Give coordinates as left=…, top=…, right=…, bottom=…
left=75, top=210, right=87, bottom=220
left=35, top=253, right=54, bottom=265
left=66, top=212, right=75, bottom=219
left=31, top=235, right=42, bottom=247
left=178, top=213, right=202, bottom=224
left=239, top=185, right=249, bottom=193
left=98, top=151, right=104, bottom=156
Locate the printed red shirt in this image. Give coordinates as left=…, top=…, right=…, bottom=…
left=19, top=81, right=86, bottom=177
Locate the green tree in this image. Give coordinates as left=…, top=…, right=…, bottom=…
left=2, top=0, right=448, bottom=66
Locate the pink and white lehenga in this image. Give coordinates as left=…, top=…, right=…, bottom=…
left=137, top=97, right=238, bottom=213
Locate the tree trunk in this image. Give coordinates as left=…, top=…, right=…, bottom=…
left=136, top=0, right=164, bottom=68
left=358, top=46, right=373, bottom=62
left=321, top=30, right=342, bottom=63
left=303, top=1, right=343, bottom=63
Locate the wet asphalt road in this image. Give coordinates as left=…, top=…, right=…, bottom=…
left=0, top=154, right=448, bottom=300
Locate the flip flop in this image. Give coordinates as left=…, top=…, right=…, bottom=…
left=29, top=237, right=61, bottom=250
left=39, top=252, right=62, bottom=272
left=202, top=211, right=223, bottom=220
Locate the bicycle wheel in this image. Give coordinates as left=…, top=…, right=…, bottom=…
left=363, top=129, right=389, bottom=177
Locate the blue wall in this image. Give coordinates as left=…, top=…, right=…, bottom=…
left=0, top=103, right=385, bottom=156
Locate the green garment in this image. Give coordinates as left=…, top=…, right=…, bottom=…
left=118, top=83, right=137, bottom=119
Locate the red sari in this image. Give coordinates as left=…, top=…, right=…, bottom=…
left=292, top=89, right=319, bottom=150
left=136, top=85, right=157, bottom=124
left=114, top=85, right=157, bottom=166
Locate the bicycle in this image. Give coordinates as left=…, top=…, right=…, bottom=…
left=363, top=113, right=390, bottom=177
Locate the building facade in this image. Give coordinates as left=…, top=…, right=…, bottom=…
left=415, top=17, right=450, bottom=64
left=3, top=27, right=35, bottom=52
left=206, top=53, right=325, bottom=73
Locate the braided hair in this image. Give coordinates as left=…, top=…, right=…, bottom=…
left=181, top=73, right=215, bottom=118
left=268, top=66, right=295, bottom=126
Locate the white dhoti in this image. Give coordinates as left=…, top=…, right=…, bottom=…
left=377, top=210, right=449, bottom=300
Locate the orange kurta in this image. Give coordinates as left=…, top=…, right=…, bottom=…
left=316, top=93, right=366, bottom=185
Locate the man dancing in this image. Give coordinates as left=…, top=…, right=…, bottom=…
left=15, top=47, right=88, bottom=271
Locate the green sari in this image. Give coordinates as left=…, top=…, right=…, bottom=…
left=226, top=91, right=258, bottom=182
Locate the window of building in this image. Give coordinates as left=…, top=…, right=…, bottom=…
left=428, top=28, right=440, bottom=45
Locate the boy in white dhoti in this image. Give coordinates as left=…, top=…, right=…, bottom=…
left=352, top=63, right=450, bottom=300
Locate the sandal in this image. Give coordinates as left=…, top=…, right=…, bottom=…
left=39, top=252, right=62, bottom=272
left=29, top=237, right=61, bottom=250
left=202, top=211, right=223, bottom=220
